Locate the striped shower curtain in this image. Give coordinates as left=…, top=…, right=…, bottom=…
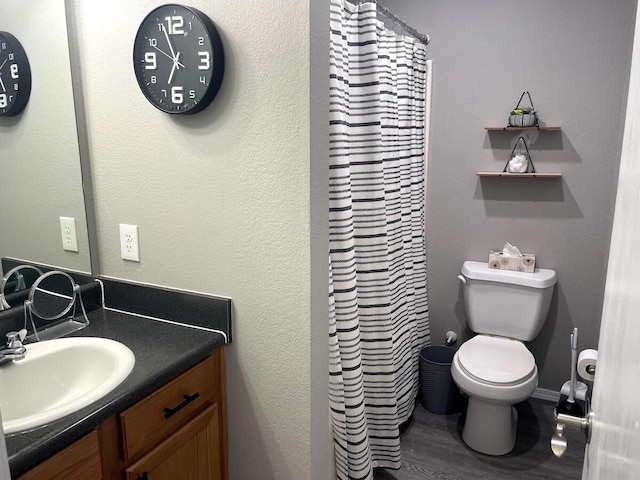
left=328, top=1, right=430, bottom=479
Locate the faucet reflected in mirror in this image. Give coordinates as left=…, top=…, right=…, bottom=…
left=0, top=0, right=93, bottom=275
left=0, top=264, right=42, bottom=311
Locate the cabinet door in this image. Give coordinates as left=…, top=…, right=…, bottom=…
left=17, top=431, right=102, bottom=480
left=125, top=404, right=221, bottom=480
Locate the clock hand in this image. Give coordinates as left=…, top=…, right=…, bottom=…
left=0, top=76, right=5, bottom=93
left=0, top=58, right=7, bottom=71
left=151, top=44, right=185, bottom=69
left=160, top=24, right=186, bottom=79
left=161, top=24, right=179, bottom=66
left=168, top=52, right=180, bottom=84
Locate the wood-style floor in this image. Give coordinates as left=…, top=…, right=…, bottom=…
left=374, top=398, right=586, bottom=480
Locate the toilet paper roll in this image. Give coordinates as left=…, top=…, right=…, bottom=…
left=577, top=349, right=598, bottom=381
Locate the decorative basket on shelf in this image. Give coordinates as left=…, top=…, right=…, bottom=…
left=503, top=136, right=536, bottom=173
left=508, top=91, right=538, bottom=128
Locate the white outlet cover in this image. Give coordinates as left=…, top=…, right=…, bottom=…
left=59, top=217, right=79, bottom=252
left=119, top=224, right=140, bottom=262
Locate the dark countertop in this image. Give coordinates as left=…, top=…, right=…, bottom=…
left=4, top=308, right=225, bottom=478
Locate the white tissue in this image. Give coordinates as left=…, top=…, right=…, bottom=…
left=502, top=242, right=522, bottom=257
left=508, top=154, right=528, bottom=173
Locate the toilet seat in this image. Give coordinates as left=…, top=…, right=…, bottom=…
left=457, top=335, right=535, bottom=386
left=451, top=334, right=539, bottom=454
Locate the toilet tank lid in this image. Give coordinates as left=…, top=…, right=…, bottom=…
left=462, top=261, right=557, bottom=288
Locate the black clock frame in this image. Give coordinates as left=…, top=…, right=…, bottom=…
left=0, top=31, right=32, bottom=117
left=133, top=4, right=225, bottom=115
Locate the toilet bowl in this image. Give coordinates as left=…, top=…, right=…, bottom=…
left=451, top=335, right=538, bottom=455
left=452, top=261, right=556, bottom=456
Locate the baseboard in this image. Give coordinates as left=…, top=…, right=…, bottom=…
left=531, top=387, right=560, bottom=403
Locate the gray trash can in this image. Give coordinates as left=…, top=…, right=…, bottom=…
left=419, top=346, right=462, bottom=415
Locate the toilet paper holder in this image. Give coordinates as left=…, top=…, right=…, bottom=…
left=577, top=349, right=598, bottom=382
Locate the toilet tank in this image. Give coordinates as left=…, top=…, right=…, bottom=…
left=460, top=261, right=557, bottom=341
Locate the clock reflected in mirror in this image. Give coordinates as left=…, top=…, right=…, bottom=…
left=0, top=31, right=31, bottom=117
left=133, top=4, right=225, bottom=115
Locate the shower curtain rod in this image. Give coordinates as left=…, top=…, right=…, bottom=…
left=375, top=3, right=430, bottom=45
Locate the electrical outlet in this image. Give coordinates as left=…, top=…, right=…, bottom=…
left=59, top=217, right=79, bottom=252
left=119, top=224, right=140, bottom=262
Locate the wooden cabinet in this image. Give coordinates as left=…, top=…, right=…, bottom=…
left=118, top=349, right=226, bottom=480
left=125, top=405, right=221, bottom=480
left=119, top=355, right=219, bottom=462
left=16, top=431, right=102, bottom=480
left=17, top=349, right=227, bottom=480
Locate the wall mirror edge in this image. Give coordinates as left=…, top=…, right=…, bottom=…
left=0, top=0, right=94, bottom=280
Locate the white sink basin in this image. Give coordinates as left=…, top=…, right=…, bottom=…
left=0, top=337, right=135, bottom=434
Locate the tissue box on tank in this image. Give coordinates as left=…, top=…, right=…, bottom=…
left=488, top=251, right=536, bottom=273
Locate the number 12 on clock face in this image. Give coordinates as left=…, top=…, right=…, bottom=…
left=133, top=4, right=224, bottom=115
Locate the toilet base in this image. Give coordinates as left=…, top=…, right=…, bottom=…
left=462, top=397, right=518, bottom=455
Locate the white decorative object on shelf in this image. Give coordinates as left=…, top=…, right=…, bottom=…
left=508, top=154, right=529, bottom=173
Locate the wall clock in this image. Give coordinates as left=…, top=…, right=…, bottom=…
left=133, top=4, right=225, bottom=115
left=0, top=31, right=32, bottom=117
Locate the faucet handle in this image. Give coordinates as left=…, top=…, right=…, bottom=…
left=5, top=329, right=26, bottom=348
left=6, top=331, right=20, bottom=348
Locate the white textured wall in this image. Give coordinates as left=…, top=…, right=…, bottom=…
left=71, top=1, right=329, bottom=479
left=379, top=0, right=636, bottom=390
left=0, top=0, right=90, bottom=274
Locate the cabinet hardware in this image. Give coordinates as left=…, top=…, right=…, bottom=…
left=163, top=392, right=200, bottom=419
left=137, top=473, right=148, bottom=480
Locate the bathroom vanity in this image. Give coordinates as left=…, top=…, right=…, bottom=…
left=2, top=276, right=232, bottom=480
left=16, top=350, right=226, bottom=480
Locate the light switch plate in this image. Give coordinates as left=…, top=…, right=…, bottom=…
left=59, top=217, right=79, bottom=252
left=119, top=224, right=140, bottom=262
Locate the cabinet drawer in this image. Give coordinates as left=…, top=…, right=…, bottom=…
left=119, top=354, right=218, bottom=461
left=125, top=404, right=221, bottom=480
left=17, top=430, right=101, bottom=480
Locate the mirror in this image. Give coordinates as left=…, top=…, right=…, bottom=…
left=29, top=271, right=77, bottom=320
left=0, top=0, right=92, bottom=275
left=0, top=264, right=43, bottom=310
left=26, top=270, right=89, bottom=341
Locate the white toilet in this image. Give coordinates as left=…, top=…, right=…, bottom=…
left=451, top=260, right=557, bottom=455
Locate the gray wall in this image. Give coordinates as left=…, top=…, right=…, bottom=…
left=379, top=0, right=637, bottom=389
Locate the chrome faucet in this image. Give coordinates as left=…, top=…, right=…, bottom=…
left=0, top=330, right=27, bottom=366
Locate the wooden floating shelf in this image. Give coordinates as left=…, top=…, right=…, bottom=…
left=477, top=172, right=562, bottom=178
left=485, top=126, right=561, bottom=131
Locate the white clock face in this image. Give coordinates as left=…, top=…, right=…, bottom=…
left=0, top=32, right=31, bottom=117
left=133, top=4, right=224, bottom=115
